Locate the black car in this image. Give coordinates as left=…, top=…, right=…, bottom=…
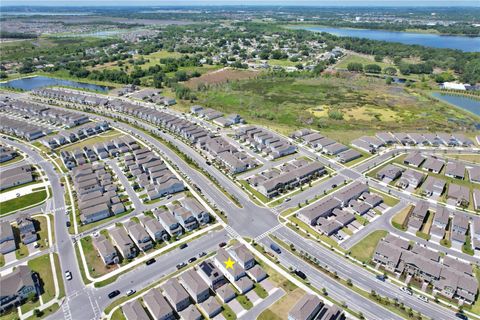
left=179, top=243, right=188, bottom=249
left=270, top=243, right=281, bottom=254
left=145, top=258, right=156, bottom=265
left=108, top=290, right=120, bottom=299
left=198, top=252, right=207, bottom=258
left=294, top=270, right=307, bottom=280
left=66, top=221, right=71, bottom=227
left=188, top=257, right=197, bottom=263
left=376, top=274, right=387, bottom=281
left=219, top=242, right=227, bottom=248
left=455, top=313, right=468, bottom=320
left=176, top=262, right=187, bottom=270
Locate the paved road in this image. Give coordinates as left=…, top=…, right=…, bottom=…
left=12, top=94, right=478, bottom=320
left=273, top=227, right=459, bottom=320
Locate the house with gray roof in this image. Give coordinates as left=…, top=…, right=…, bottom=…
left=445, top=161, right=466, bottom=180
left=469, top=166, right=480, bottom=184
left=93, top=235, right=119, bottom=265
left=297, top=197, right=341, bottom=225
left=430, top=207, right=450, bottom=241
left=199, top=296, right=222, bottom=318
left=197, top=259, right=226, bottom=290
left=109, top=227, right=137, bottom=260
left=179, top=269, right=210, bottom=303
left=122, top=300, right=150, bottom=320
left=447, top=184, right=470, bottom=207
left=124, top=221, right=153, bottom=252
left=0, top=221, right=15, bottom=254
left=396, top=169, right=425, bottom=189
left=142, top=288, right=175, bottom=320
left=422, top=157, right=445, bottom=174
left=15, top=213, right=37, bottom=245
left=0, top=164, right=33, bottom=191
left=230, top=244, right=255, bottom=270
left=0, top=266, right=36, bottom=313
left=407, top=201, right=428, bottom=232
left=215, top=283, right=236, bottom=303
left=336, top=149, right=361, bottom=163
left=178, top=304, right=202, bottom=320
left=288, top=293, right=324, bottom=320
left=376, top=164, right=403, bottom=181
left=403, top=152, right=425, bottom=168
left=154, top=208, right=182, bottom=237
left=138, top=216, right=167, bottom=242
left=161, top=278, right=191, bottom=312
left=421, top=176, right=446, bottom=197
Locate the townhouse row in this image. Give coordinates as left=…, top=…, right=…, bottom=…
left=72, top=163, right=126, bottom=224
left=40, top=121, right=110, bottom=150
left=373, top=234, right=478, bottom=304
left=292, top=128, right=362, bottom=163
left=354, top=132, right=474, bottom=154
left=0, top=164, right=33, bottom=191
left=247, top=159, right=325, bottom=198
left=235, top=125, right=297, bottom=160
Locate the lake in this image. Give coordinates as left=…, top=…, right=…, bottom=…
left=0, top=76, right=110, bottom=92
left=299, top=26, right=480, bottom=52
left=431, top=92, right=480, bottom=117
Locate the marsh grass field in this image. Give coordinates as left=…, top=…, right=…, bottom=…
left=188, top=73, right=478, bottom=142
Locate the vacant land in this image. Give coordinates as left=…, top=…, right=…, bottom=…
left=28, top=254, right=56, bottom=303
left=184, top=68, right=259, bottom=89
left=349, top=230, right=388, bottom=263
left=392, top=205, right=412, bottom=230
left=258, top=287, right=305, bottom=320
left=80, top=236, right=118, bottom=278
left=189, top=74, right=477, bottom=142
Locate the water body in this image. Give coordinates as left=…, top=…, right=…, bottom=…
left=300, top=26, right=480, bottom=52
left=0, top=76, right=110, bottom=92
left=432, top=92, right=480, bottom=116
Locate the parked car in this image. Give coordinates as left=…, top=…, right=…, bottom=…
left=400, top=287, right=413, bottom=295
left=176, top=262, right=187, bottom=270
left=375, top=274, right=386, bottom=282
left=294, top=270, right=307, bottom=280
left=66, top=221, right=71, bottom=227
left=188, top=257, right=197, bottom=263
left=179, top=243, right=188, bottom=249
left=108, top=290, right=120, bottom=299
left=65, top=271, right=72, bottom=281
left=270, top=243, right=281, bottom=254
left=198, top=252, right=207, bottom=258
left=284, top=198, right=291, bottom=202
left=126, top=289, right=136, bottom=296
left=145, top=258, right=156, bottom=265
left=33, top=242, right=40, bottom=249
left=455, top=313, right=468, bottom=320
left=219, top=242, right=227, bottom=248
left=417, top=295, right=429, bottom=303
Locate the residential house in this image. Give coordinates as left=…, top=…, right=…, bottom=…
left=93, top=235, right=119, bottom=265
left=288, top=293, right=324, bottom=320
left=161, top=278, right=191, bottom=312
left=109, top=227, right=137, bottom=260
left=0, top=266, right=36, bottom=313
left=179, top=269, right=210, bottom=303
left=0, top=221, right=15, bottom=254
left=143, top=288, right=175, bottom=320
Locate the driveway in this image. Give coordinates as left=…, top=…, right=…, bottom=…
left=227, top=298, right=244, bottom=316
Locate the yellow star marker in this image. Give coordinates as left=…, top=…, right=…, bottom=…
left=224, top=257, right=235, bottom=270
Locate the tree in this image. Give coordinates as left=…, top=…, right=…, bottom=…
left=461, top=58, right=480, bottom=83
left=312, top=62, right=326, bottom=75
left=0, top=72, right=7, bottom=79
left=347, top=62, right=363, bottom=72
left=386, top=77, right=393, bottom=85
left=383, top=66, right=397, bottom=76
left=365, top=64, right=382, bottom=74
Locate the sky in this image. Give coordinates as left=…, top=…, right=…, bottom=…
left=1, top=0, right=479, bottom=6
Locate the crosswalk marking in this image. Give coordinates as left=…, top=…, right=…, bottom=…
left=224, top=225, right=239, bottom=238
left=254, top=224, right=284, bottom=242
left=61, top=300, right=72, bottom=320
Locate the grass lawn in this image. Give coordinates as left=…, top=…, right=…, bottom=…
left=58, top=130, right=124, bottom=152
left=80, top=236, right=117, bottom=278
left=469, top=267, right=480, bottom=314
left=27, top=254, right=56, bottom=303
left=35, top=216, right=50, bottom=250
left=221, top=304, right=237, bottom=320
left=190, top=74, right=478, bottom=140
left=24, top=303, right=60, bottom=320
left=258, top=287, right=305, bottom=320
left=289, top=216, right=343, bottom=251
left=336, top=53, right=394, bottom=70
left=349, top=230, right=388, bottom=263
left=20, top=298, right=40, bottom=314
left=236, top=295, right=253, bottom=310
left=110, top=308, right=127, bottom=320
left=392, top=205, right=412, bottom=231
left=0, top=254, right=4, bottom=267
left=53, top=253, right=65, bottom=299
left=253, top=283, right=268, bottom=299
left=238, top=179, right=270, bottom=203
left=0, top=190, right=47, bottom=216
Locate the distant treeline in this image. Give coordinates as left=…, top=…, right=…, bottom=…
left=0, top=31, right=37, bottom=39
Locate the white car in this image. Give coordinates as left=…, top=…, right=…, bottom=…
left=126, top=289, right=136, bottom=296
left=417, top=295, right=429, bottom=303
left=400, top=287, right=412, bottom=295
left=65, top=271, right=72, bottom=281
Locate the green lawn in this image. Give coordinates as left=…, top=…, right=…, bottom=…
left=349, top=230, right=388, bottom=263
left=221, top=304, right=237, bottom=320
left=27, top=254, right=56, bottom=303
left=253, top=283, right=268, bottom=299
left=80, top=236, right=117, bottom=278
left=0, top=190, right=48, bottom=216
left=236, top=295, right=253, bottom=310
